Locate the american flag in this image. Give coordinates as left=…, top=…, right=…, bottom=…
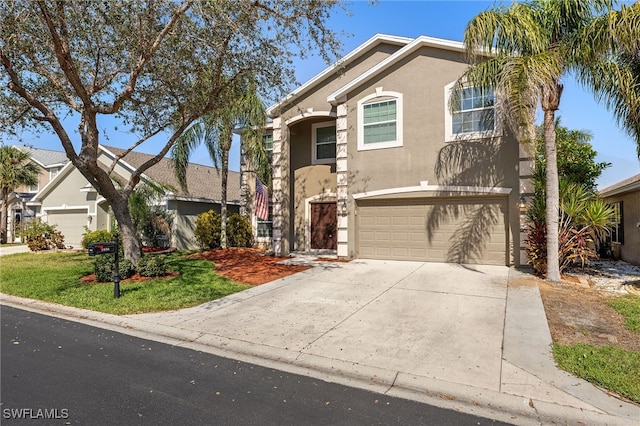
left=255, top=177, right=269, bottom=221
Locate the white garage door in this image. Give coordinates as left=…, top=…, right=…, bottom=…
left=357, top=197, right=508, bottom=265
left=47, top=209, right=88, bottom=248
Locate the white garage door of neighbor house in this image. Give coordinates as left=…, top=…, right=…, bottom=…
left=356, top=197, right=508, bottom=265
left=47, top=209, right=87, bottom=249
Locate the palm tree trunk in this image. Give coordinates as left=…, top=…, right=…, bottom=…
left=543, top=85, right=562, bottom=282
left=1, top=191, right=8, bottom=244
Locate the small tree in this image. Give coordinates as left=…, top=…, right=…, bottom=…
left=0, top=145, right=39, bottom=243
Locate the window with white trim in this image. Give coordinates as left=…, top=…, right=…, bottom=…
left=357, top=90, right=403, bottom=151
left=49, top=167, right=61, bottom=180
left=312, top=122, right=336, bottom=164
left=263, top=133, right=273, bottom=163
left=256, top=201, right=273, bottom=238
left=610, top=201, right=624, bottom=244
left=256, top=133, right=274, bottom=239
left=445, top=83, right=496, bottom=140
left=29, top=181, right=39, bottom=193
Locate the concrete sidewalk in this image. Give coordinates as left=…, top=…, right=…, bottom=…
left=2, top=259, right=638, bottom=425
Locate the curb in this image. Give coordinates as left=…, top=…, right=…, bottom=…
left=2, top=293, right=637, bottom=425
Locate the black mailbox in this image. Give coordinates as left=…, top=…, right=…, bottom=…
left=88, top=242, right=117, bottom=256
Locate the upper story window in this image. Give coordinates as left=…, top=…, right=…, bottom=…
left=49, top=166, right=61, bottom=180
left=445, top=82, right=497, bottom=141
left=263, top=133, right=273, bottom=163
left=312, top=121, right=336, bottom=164
left=610, top=201, right=624, bottom=244
left=357, top=89, right=403, bottom=151
left=29, top=181, right=39, bottom=193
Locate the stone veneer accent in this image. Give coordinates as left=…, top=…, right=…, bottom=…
left=335, top=104, right=349, bottom=257
left=271, top=117, right=284, bottom=255
left=519, top=143, right=535, bottom=265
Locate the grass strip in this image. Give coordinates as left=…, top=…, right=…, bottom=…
left=0, top=251, right=249, bottom=315
left=553, top=343, right=640, bottom=403
left=608, top=294, right=640, bottom=333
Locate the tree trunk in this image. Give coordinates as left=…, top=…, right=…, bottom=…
left=220, top=136, right=231, bottom=249
left=1, top=192, right=8, bottom=244
left=542, top=84, right=563, bottom=282
left=110, top=195, right=142, bottom=264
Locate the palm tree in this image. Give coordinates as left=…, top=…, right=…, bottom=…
left=0, top=145, right=39, bottom=243
left=579, top=2, right=640, bottom=155
left=172, top=76, right=267, bottom=248
left=456, top=0, right=640, bottom=281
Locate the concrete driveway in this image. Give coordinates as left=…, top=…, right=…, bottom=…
left=133, top=259, right=509, bottom=391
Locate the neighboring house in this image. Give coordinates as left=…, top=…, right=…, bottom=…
left=4, top=146, right=69, bottom=242
left=22, top=145, right=240, bottom=249
left=600, top=174, right=640, bottom=266
left=242, top=34, right=529, bottom=266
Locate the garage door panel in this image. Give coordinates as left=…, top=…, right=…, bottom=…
left=47, top=209, right=87, bottom=248
left=357, top=198, right=507, bottom=265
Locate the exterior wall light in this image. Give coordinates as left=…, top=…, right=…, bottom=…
left=340, top=199, right=348, bottom=215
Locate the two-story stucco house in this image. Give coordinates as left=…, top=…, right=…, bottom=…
left=4, top=146, right=69, bottom=243
left=243, top=34, right=531, bottom=266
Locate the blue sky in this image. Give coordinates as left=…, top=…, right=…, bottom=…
left=20, top=0, right=640, bottom=189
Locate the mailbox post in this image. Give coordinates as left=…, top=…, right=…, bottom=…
left=88, top=233, right=121, bottom=298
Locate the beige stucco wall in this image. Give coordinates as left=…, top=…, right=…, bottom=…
left=168, top=200, right=239, bottom=250
left=603, top=191, right=640, bottom=266
left=277, top=43, right=404, bottom=119
left=39, top=167, right=95, bottom=220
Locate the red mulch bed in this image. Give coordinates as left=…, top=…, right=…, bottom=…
left=189, top=248, right=311, bottom=285
left=80, top=248, right=312, bottom=286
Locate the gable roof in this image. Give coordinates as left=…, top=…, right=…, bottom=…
left=267, top=33, right=470, bottom=114
left=599, top=174, right=640, bottom=198
left=16, top=145, right=69, bottom=168
left=101, top=146, right=241, bottom=203
left=327, top=35, right=465, bottom=105
left=266, top=34, right=413, bottom=117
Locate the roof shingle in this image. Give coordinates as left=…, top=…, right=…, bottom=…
left=102, top=145, right=241, bottom=203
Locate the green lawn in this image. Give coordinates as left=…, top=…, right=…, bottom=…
left=0, top=251, right=249, bottom=315
left=553, top=343, right=640, bottom=403
left=608, top=294, right=640, bottom=333
left=553, top=293, right=640, bottom=404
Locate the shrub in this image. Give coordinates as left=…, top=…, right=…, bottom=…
left=19, top=219, right=65, bottom=251
left=227, top=213, right=254, bottom=248
left=81, top=228, right=114, bottom=249
left=194, top=210, right=221, bottom=249
left=94, top=254, right=135, bottom=282
left=137, top=255, right=167, bottom=277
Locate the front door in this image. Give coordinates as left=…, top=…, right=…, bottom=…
left=310, top=202, right=337, bottom=250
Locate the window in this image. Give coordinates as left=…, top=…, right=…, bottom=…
left=312, top=122, right=336, bottom=164
left=357, top=89, right=403, bottom=151
left=445, top=83, right=496, bottom=141
left=254, top=133, right=274, bottom=240
left=256, top=201, right=273, bottom=239
left=29, top=181, right=39, bottom=193
left=263, top=133, right=273, bottom=163
left=49, top=167, right=61, bottom=180
left=610, top=201, right=624, bottom=244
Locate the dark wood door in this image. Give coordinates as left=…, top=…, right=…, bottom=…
left=310, top=202, right=337, bottom=250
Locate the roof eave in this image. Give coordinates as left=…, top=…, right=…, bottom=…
left=328, top=35, right=466, bottom=104
left=266, top=33, right=413, bottom=117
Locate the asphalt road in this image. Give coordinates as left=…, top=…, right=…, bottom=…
left=1, top=305, right=513, bottom=425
